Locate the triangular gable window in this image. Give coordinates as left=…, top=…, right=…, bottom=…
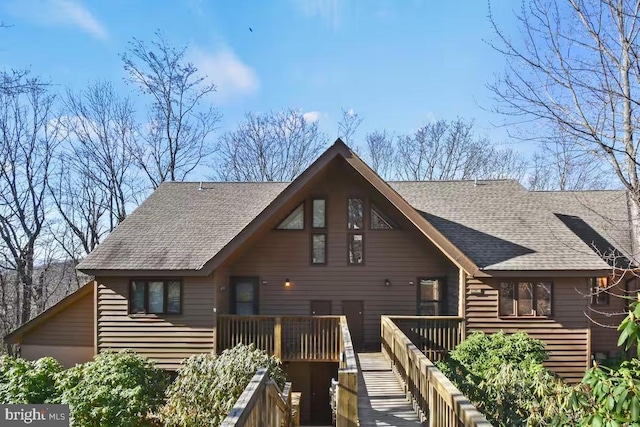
left=276, top=203, right=304, bottom=229
left=371, top=204, right=396, bottom=230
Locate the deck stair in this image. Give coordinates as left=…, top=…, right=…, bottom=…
left=357, top=352, right=422, bottom=426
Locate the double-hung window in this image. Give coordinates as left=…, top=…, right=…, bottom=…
left=499, top=281, right=552, bottom=317
left=130, top=280, right=181, bottom=314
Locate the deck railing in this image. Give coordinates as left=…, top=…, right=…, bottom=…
left=216, top=314, right=358, bottom=426
left=216, top=314, right=342, bottom=361
left=381, top=316, right=492, bottom=427
left=387, top=315, right=464, bottom=363
left=220, top=368, right=298, bottom=427
left=336, top=316, right=358, bottom=427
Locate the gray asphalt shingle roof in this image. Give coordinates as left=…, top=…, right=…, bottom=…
left=391, top=181, right=630, bottom=271
left=77, top=182, right=288, bottom=271
left=77, top=179, right=633, bottom=273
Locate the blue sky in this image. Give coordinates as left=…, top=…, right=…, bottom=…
left=1, top=0, right=521, bottom=148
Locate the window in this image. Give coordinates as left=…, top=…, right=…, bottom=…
left=231, top=277, right=259, bottom=315
left=347, top=198, right=364, bottom=230
left=348, top=234, right=364, bottom=264
left=129, top=280, right=181, bottom=314
left=277, top=203, right=304, bottom=229
left=499, top=282, right=552, bottom=317
left=590, top=277, right=610, bottom=305
left=371, top=204, right=396, bottom=230
left=311, top=233, right=327, bottom=264
left=418, top=278, right=444, bottom=315
left=312, top=198, right=326, bottom=229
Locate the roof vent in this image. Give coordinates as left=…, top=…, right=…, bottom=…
left=199, top=182, right=203, bottom=191
left=474, top=178, right=478, bottom=187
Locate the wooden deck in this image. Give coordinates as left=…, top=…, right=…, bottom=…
left=357, top=352, right=422, bottom=426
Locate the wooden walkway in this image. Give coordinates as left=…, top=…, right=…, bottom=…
left=357, top=352, right=423, bottom=426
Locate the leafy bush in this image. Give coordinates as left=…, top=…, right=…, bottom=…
left=0, top=355, right=63, bottom=404
left=556, top=299, right=640, bottom=426
left=163, top=343, right=286, bottom=427
left=59, top=350, right=169, bottom=427
left=437, top=331, right=570, bottom=426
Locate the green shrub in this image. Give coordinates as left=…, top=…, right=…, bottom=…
left=163, top=343, right=286, bottom=427
left=0, top=355, right=63, bottom=404
left=59, top=350, right=169, bottom=427
left=437, top=331, right=570, bottom=426
left=441, top=331, right=547, bottom=375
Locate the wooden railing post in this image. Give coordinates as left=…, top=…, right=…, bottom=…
left=274, top=317, right=282, bottom=359
left=336, top=316, right=358, bottom=427
left=428, top=381, right=436, bottom=427
left=337, top=369, right=358, bottom=427
left=212, top=308, right=218, bottom=355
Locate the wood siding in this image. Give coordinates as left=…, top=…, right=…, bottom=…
left=96, top=276, right=215, bottom=369
left=225, top=161, right=460, bottom=344
left=588, top=280, right=628, bottom=358
left=21, top=345, right=94, bottom=367
left=22, top=290, right=94, bottom=347
left=466, top=277, right=590, bottom=383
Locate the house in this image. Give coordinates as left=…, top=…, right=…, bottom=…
left=4, top=139, right=636, bottom=424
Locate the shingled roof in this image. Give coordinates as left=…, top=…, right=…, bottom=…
left=77, top=141, right=634, bottom=276
left=78, top=182, right=288, bottom=271
left=391, top=181, right=632, bottom=271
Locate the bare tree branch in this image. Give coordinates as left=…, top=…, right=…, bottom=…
left=122, top=31, right=221, bottom=188
left=216, top=109, right=327, bottom=182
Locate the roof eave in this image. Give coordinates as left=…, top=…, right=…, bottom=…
left=480, top=268, right=615, bottom=278
left=77, top=268, right=208, bottom=277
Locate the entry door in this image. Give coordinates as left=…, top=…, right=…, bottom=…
left=310, top=300, right=332, bottom=315
left=342, top=301, right=364, bottom=351
left=230, top=276, right=259, bottom=315
left=310, top=363, right=335, bottom=425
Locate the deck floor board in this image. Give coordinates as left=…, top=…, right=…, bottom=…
left=357, top=352, right=423, bottom=426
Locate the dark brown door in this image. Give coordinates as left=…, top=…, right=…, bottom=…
left=310, top=363, right=335, bottom=425
left=310, top=300, right=332, bottom=315
left=342, top=300, right=364, bottom=351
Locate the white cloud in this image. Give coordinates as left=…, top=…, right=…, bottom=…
left=7, top=0, right=108, bottom=41
left=189, top=46, right=259, bottom=102
left=303, top=111, right=321, bottom=123
left=291, top=0, right=343, bottom=29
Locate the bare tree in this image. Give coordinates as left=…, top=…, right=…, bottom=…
left=48, top=158, right=107, bottom=261
left=217, top=109, right=326, bottom=182
left=0, top=73, right=58, bottom=324
left=362, top=130, right=396, bottom=179
left=122, top=31, right=221, bottom=188
left=480, top=146, right=529, bottom=181
left=337, top=108, right=363, bottom=146
left=488, top=0, right=640, bottom=203
left=395, top=118, right=526, bottom=181
left=528, top=133, right=609, bottom=191
left=50, top=81, right=140, bottom=261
